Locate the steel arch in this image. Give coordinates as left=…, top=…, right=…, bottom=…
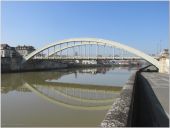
left=23, top=38, right=159, bottom=68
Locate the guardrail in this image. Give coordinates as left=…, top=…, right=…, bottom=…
left=33, top=56, right=143, bottom=60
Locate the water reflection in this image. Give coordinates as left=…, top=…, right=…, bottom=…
left=24, top=83, right=120, bottom=110
left=46, top=67, right=137, bottom=86
left=2, top=66, right=137, bottom=92
left=1, top=67, right=137, bottom=127
left=2, top=67, right=124, bottom=110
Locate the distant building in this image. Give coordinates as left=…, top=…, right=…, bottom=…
left=15, top=45, right=35, bottom=57
left=160, top=49, right=169, bottom=58
left=159, top=49, right=169, bottom=74
left=75, top=60, right=80, bottom=63
left=117, top=60, right=129, bottom=66
left=0, top=44, right=13, bottom=57
left=10, top=47, right=20, bottom=57
left=1, top=44, right=36, bottom=58
left=82, top=60, right=97, bottom=65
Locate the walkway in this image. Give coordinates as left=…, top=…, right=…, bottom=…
left=141, top=72, right=169, bottom=116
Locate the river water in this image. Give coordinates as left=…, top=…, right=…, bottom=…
left=1, top=66, right=137, bottom=127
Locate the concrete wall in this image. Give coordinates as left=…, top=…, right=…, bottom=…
left=101, top=73, right=136, bottom=127
left=101, top=71, right=169, bottom=127
left=128, top=71, right=169, bottom=127
left=1, top=58, right=68, bottom=73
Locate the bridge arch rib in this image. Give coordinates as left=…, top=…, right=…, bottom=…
left=48, top=42, right=109, bottom=57
left=23, top=38, right=159, bottom=69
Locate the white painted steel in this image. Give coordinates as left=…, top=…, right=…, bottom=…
left=23, top=38, right=159, bottom=68
left=48, top=42, right=108, bottom=57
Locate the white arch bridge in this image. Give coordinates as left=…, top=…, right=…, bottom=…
left=23, top=38, right=159, bottom=69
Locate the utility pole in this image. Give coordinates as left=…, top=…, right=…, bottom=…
left=157, top=43, right=159, bottom=55
left=160, top=40, right=162, bottom=53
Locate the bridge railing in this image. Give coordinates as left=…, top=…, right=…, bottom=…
left=32, top=56, right=142, bottom=60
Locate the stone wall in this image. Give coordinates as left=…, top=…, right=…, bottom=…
left=1, top=58, right=68, bottom=73
left=1, top=57, right=22, bottom=72
left=101, top=73, right=136, bottom=127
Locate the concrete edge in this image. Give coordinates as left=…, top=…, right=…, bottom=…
left=100, top=73, right=136, bottom=127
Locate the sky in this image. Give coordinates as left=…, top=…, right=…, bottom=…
left=1, top=1, right=169, bottom=54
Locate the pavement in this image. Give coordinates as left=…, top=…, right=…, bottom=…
left=141, top=72, right=169, bottom=116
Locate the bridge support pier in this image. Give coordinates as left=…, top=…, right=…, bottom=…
left=158, top=58, right=169, bottom=74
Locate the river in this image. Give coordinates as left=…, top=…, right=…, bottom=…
left=1, top=66, right=137, bottom=127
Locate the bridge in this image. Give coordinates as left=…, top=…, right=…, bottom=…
left=34, top=56, right=143, bottom=60
left=22, top=38, right=160, bottom=69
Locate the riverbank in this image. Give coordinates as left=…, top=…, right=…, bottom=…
left=1, top=57, right=139, bottom=73
left=1, top=57, right=68, bottom=73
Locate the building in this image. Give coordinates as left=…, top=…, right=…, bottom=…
left=82, top=60, right=97, bottom=65
left=0, top=44, right=13, bottom=57
left=159, top=49, right=169, bottom=58
left=15, top=45, right=35, bottom=57
left=75, top=60, right=80, bottom=63
left=159, top=49, right=169, bottom=74
left=1, top=44, right=36, bottom=58
left=117, top=60, right=129, bottom=66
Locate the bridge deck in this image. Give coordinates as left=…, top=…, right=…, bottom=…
left=32, top=56, right=143, bottom=60
left=141, top=72, right=169, bottom=116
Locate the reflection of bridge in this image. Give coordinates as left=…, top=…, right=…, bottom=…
left=22, top=38, right=160, bottom=69
left=24, top=82, right=121, bottom=110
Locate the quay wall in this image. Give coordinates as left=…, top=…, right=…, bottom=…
left=128, top=71, right=169, bottom=127
left=101, top=71, right=169, bottom=127
left=1, top=58, right=68, bottom=73
left=101, top=73, right=136, bottom=127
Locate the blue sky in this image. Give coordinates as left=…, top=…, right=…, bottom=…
left=1, top=1, right=169, bottom=54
